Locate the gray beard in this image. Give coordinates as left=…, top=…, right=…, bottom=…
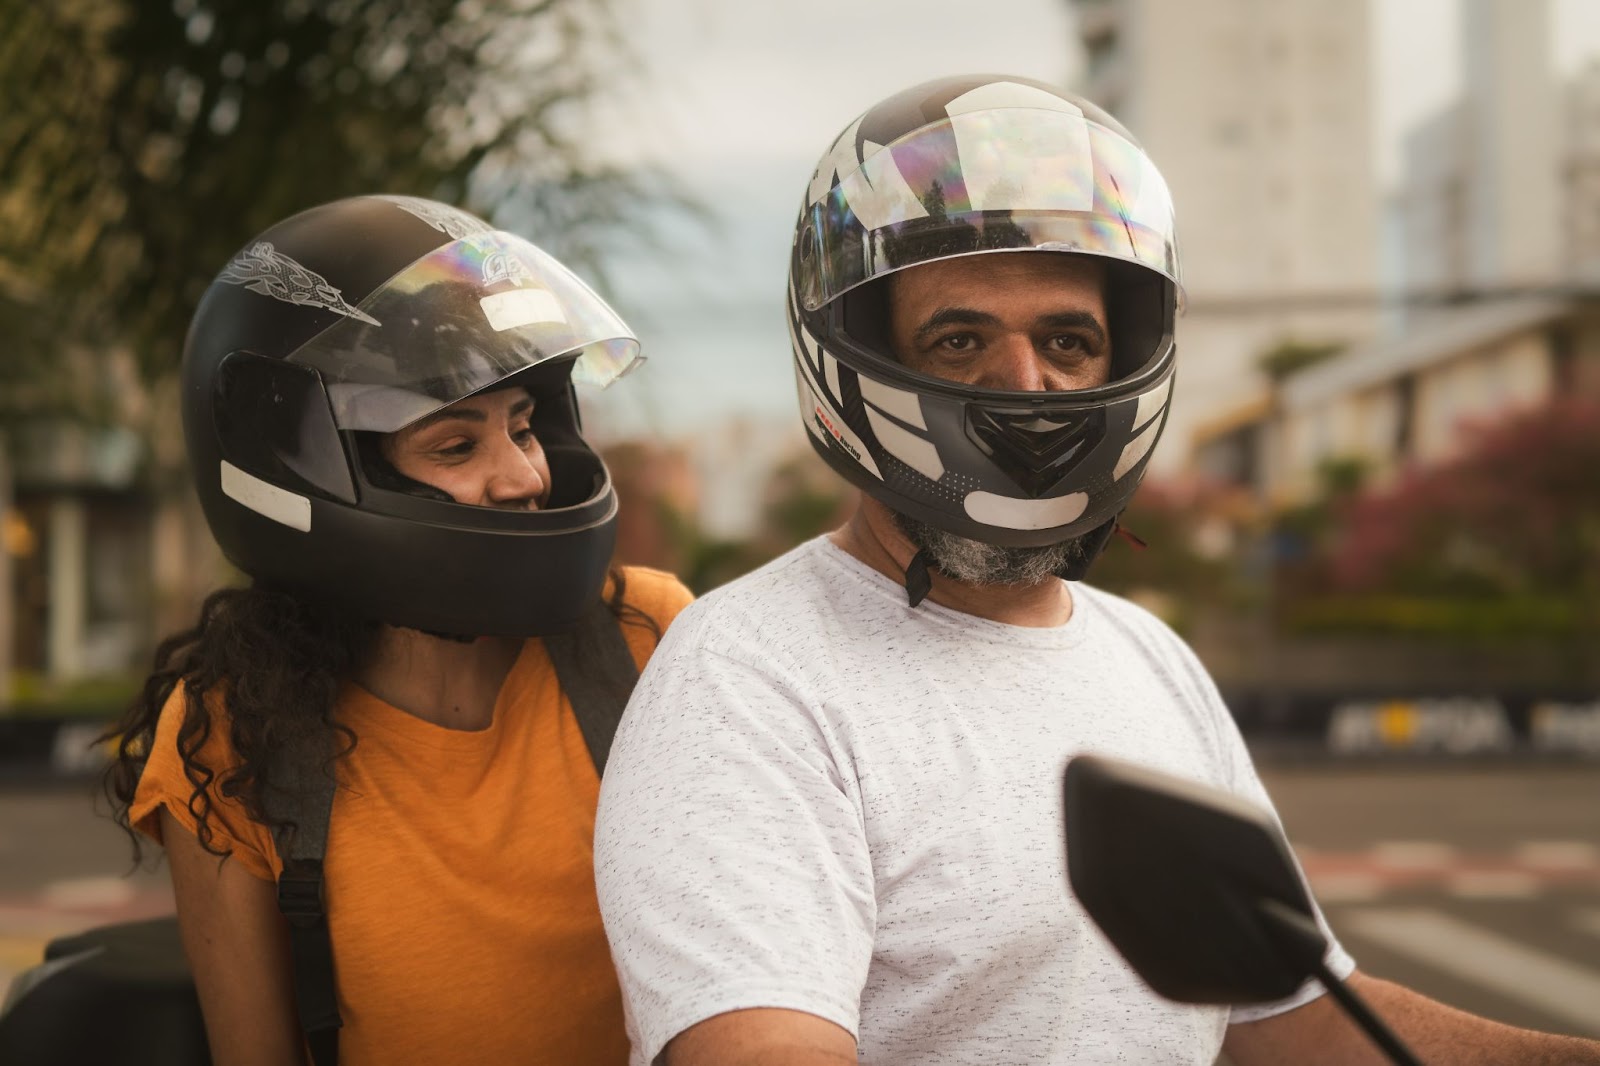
left=892, top=511, right=1090, bottom=587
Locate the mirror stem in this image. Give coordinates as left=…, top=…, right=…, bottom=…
left=1309, top=956, right=1424, bottom=1066
left=1256, top=898, right=1424, bottom=1065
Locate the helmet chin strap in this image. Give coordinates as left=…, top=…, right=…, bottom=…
left=1056, top=517, right=1121, bottom=582
left=904, top=548, right=937, bottom=608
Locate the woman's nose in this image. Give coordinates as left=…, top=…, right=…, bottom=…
left=485, top=438, right=546, bottom=508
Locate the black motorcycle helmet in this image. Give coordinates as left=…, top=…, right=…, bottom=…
left=182, top=195, right=642, bottom=637
left=788, top=75, right=1184, bottom=579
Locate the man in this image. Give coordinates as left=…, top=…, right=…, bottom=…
left=594, top=76, right=1600, bottom=1065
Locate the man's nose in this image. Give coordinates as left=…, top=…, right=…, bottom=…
left=978, top=336, right=1049, bottom=392
left=485, top=438, right=546, bottom=508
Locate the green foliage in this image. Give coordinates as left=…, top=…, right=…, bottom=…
left=1257, top=338, right=1343, bottom=382
left=0, top=0, right=674, bottom=408
left=1284, top=398, right=1600, bottom=639
left=1086, top=479, right=1255, bottom=632
left=6, top=669, right=143, bottom=718
left=645, top=452, right=851, bottom=596
left=1285, top=595, right=1581, bottom=638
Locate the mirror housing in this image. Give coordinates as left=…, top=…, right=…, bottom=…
left=1063, top=754, right=1328, bottom=1004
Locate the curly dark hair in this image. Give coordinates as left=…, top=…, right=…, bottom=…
left=103, top=568, right=656, bottom=863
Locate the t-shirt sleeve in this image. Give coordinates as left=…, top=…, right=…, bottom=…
left=1162, top=640, right=1360, bottom=1024
left=594, top=612, right=874, bottom=1064
left=127, top=682, right=280, bottom=883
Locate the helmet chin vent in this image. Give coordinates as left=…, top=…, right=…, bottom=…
left=966, top=406, right=1107, bottom=498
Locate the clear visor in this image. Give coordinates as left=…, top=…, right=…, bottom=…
left=797, top=108, right=1180, bottom=312
left=287, top=231, right=639, bottom=432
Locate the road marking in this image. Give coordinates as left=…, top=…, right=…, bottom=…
left=1341, top=908, right=1600, bottom=1036
left=1515, top=841, right=1599, bottom=870
left=1310, top=872, right=1386, bottom=903
left=1370, top=841, right=1457, bottom=870
left=40, top=877, right=137, bottom=910
left=1446, top=871, right=1541, bottom=899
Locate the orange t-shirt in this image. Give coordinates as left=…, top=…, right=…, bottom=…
left=130, top=567, right=692, bottom=1066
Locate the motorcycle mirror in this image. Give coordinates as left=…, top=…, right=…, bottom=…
left=1064, top=754, right=1323, bottom=1003
left=1063, top=755, right=1423, bottom=1066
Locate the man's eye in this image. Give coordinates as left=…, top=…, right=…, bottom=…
left=1048, top=334, right=1089, bottom=353
left=935, top=334, right=977, bottom=352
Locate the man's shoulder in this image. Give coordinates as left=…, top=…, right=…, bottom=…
left=1074, top=581, right=1192, bottom=652
left=646, top=537, right=878, bottom=676
left=677, top=536, right=842, bottom=621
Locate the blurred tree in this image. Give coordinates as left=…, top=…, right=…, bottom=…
left=1288, top=398, right=1600, bottom=638
left=1326, top=398, right=1600, bottom=598
left=1087, top=478, right=1253, bottom=633
left=0, top=0, right=670, bottom=404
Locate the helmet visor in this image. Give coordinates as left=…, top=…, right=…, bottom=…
left=797, top=108, right=1180, bottom=312
left=287, top=232, right=640, bottom=432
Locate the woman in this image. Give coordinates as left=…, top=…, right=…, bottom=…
left=103, top=195, right=691, bottom=1066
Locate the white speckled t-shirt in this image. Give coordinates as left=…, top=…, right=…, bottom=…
left=595, top=537, right=1352, bottom=1065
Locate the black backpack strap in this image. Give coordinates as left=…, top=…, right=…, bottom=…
left=264, top=739, right=341, bottom=1066
left=543, top=599, right=640, bottom=777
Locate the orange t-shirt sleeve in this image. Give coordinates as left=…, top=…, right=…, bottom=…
left=614, top=566, right=695, bottom=669
left=127, top=682, right=280, bottom=883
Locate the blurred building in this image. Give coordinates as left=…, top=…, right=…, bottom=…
left=1194, top=0, right=1600, bottom=506
left=1267, top=297, right=1600, bottom=502
left=602, top=439, right=700, bottom=573
left=1395, top=0, right=1564, bottom=294
left=1071, top=0, right=1380, bottom=471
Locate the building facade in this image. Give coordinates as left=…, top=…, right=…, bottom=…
left=1071, top=0, right=1381, bottom=471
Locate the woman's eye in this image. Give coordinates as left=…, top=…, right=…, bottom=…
left=434, top=440, right=475, bottom=459
left=513, top=427, right=537, bottom=448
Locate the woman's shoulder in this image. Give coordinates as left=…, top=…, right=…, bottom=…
left=613, top=565, right=694, bottom=628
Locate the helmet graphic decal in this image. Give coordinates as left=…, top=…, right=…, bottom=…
left=378, top=194, right=494, bottom=239
left=219, top=242, right=381, bottom=325
left=808, top=117, right=931, bottom=231
left=858, top=376, right=927, bottom=428
left=481, top=249, right=535, bottom=287
left=1114, top=412, right=1164, bottom=480
left=864, top=406, right=943, bottom=481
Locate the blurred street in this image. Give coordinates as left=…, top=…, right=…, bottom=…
left=4, top=763, right=1598, bottom=1040
left=1263, top=763, right=1600, bottom=1038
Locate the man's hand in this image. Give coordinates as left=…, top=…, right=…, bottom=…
left=1224, top=970, right=1600, bottom=1065
left=664, top=1008, right=857, bottom=1066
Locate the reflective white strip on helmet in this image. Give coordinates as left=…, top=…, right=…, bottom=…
left=865, top=407, right=944, bottom=481
left=221, top=461, right=311, bottom=532
left=964, top=490, right=1088, bottom=531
